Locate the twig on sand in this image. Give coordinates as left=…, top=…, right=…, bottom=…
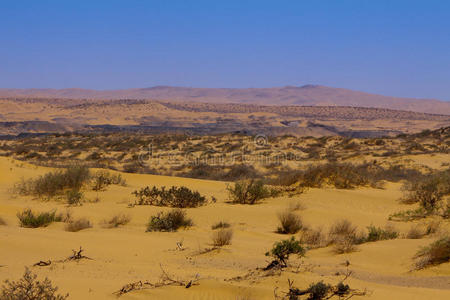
left=65, top=246, right=93, bottom=261
left=33, top=260, right=52, bottom=267
left=113, top=264, right=200, bottom=297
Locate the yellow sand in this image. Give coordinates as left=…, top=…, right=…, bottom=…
left=0, top=157, right=449, bottom=299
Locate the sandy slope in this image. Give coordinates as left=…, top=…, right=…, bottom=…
left=0, top=157, right=449, bottom=299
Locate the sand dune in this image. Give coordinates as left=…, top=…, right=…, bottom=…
left=0, top=157, right=449, bottom=299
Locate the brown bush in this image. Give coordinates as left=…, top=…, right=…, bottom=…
left=211, top=221, right=231, bottom=230
left=328, top=219, right=363, bottom=254
left=65, top=218, right=92, bottom=232
left=0, top=268, right=68, bottom=299
left=212, top=228, right=233, bottom=247
left=414, top=236, right=450, bottom=269
left=277, top=210, right=303, bottom=234
left=300, top=227, right=327, bottom=249
left=101, top=213, right=131, bottom=228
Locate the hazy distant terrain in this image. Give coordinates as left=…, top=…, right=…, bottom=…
left=1, top=97, right=449, bottom=137
left=1, top=85, right=450, bottom=115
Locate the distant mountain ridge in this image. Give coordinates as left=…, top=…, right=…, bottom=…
left=1, top=85, right=449, bottom=115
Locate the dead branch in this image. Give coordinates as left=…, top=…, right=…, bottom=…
left=33, top=260, right=51, bottom=267
left=66, top=246, right=93, bottom=261
left=113, top=265, right=200, bottom=297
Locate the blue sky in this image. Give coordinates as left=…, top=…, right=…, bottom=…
left=0, top=0, right=449, bottom=100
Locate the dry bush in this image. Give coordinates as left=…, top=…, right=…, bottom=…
left=101, top=213, right=131, bottom=228
left=300, top=227, right=327, bottom=249
left=328, top=220, right=363, bottom=254
left=211, top=221, right=231, bottom=230
left=277, top=210, right=303, bottom=234
left=414, top=236, right=450, bottom=269
left=406, top=225, right=426, bottom=239
left=425, top=219, right=442, bottom=235
left=65, top=217, right=92, bottom=232
left=212, top=228, right=233, bottom=247
left=0, top=268, right=68, bottom=300
left=287, top=200, right=304, bottom=211
left=0, top=217, right=6, bottom=226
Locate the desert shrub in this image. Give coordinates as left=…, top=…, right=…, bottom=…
left=265, top=237, right=305, bottom=267
left=307, top=281, right=332, bottom=300
left=287, top=200, right=304, bottom=211
left=101, top=213, right=131, bottom=228
left=406, top=225, right=426, bottom=239
left=133, top=186, right=206, bottom=208
left=300, top=227, right=327, bottom=249
left=66, top=189, right=83, bottom=206
left=328, top=220, right=364, bottom=254
left=0, top=217, right=6, bottom=226
left=91, top=170, right=126, bottom=191
left=17, top=209, right=62, bottom=228
left=414, top=236, right=450, bottom=269
left=212, top=228, right=233, bottom=246
left=401, top=169, right=450, bottom=214
left=146, top=209, right=193, bottom=232
left=299, top=163, right=370, bottom=189
left=388, top=208, right=428, bottom=222
left=365, top=224, right=398, bottom=242
left=0, top=268, right=68, bottom=300
left=265, top=170, right=303, bottom=187
left=425, top=219, right=442, bottom=235
left=277, top=210, right=303, bottom=234
left=227, top=179, right=271, bottom=204
left=14, top=165, right=90, bottom=198
left=64, top=217, right=92, bottom=232
left=211, top=221, right=231, bottom=230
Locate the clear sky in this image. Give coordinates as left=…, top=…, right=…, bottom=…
left=1, top=0, right=449, bottom=100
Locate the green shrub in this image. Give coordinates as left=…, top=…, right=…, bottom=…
left=388, top=208, right=428, bottom=222
left=16, top=209, right=62, bottom=228
left=307, top=281, right=332, bottom=300
left=277, top=210, right=303, bottom=234
left=66, top=189, right=83, bottom=206
left=265, top=237, right=305, bottom=267
left=146, top=209, right=193, bottom=232
left=414, top=236, right=450, bottom=269
left=0, top=268, right=68, bottom=300
left=227, top=179, right=271, bottom=204
left=14, top=165, right=90, bottom=198
left=133, top=186, right=206, bottom=208
left=365, top=224, right=399, bottom=242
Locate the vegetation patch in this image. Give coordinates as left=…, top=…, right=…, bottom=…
left=16, top=209, right=63, bottom=228
left=133, top=186, right=206, bottom=208
left=1, top=268, right=68, bottom=300
left=414, top=236, right=450, bottom=269
left=146, top=209, right=193, bottom=232
left=227, top=179, right=273, bottom=204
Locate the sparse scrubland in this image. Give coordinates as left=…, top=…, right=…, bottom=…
left=0, top=127, right=449, bottom=299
